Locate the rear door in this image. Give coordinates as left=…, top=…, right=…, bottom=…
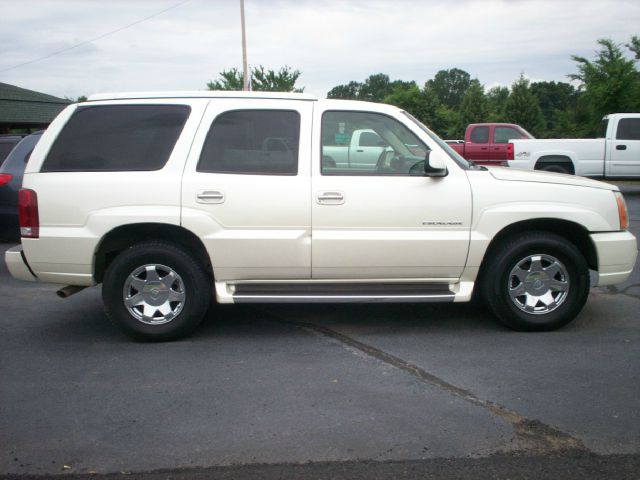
left=490, top=125, right=526, bottom=161
left=181, top=98, right=314, bottom=281
left=608, top=116, right=640, bottom=177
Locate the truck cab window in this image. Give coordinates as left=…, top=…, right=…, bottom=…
left=470, top=126, right=489, bottom=144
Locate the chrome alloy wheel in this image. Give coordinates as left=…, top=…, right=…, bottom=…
left=123, top=264, right=186, bottom=325
left=508, top=254, right=570, bottom=315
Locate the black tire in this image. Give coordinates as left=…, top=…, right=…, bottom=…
left=102, top=241, right=211, bottom=341
left=481, top=232, right=589, bottom=331
left=540, top=163, right=571, bottom=174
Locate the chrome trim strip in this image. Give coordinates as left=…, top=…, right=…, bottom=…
left=233, top=294, right=455, bottom=304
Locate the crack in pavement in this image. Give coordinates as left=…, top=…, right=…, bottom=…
left=267, top=317, right=587, bottom=456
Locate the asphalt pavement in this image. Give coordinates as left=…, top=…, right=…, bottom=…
left=0, top=185, right=638, bottom=479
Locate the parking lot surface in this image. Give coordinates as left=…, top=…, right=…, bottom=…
left=1, top=187, right=638, bottom=479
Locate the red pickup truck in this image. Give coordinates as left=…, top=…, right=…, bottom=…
left=446, top=123, right=533, bottom=166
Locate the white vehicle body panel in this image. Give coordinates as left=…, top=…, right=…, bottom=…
left=509, top=113, right=640, bottom=178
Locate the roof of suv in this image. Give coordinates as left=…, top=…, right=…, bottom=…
left=87, top=91, right=318, bottom=102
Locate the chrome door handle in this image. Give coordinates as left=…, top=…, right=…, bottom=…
left=316, top=191, right=345, bottom=205
left=197, top=190, right=225, bottom=203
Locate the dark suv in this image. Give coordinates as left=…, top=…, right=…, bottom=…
left=0, top=132, right=42, bottom=241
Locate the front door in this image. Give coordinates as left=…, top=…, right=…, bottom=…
left=313, top=109, right=472, bottom=280
left=608, top=117, right=640, bottom=177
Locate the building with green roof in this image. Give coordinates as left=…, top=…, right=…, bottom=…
left=0, top=82, right=71, bottom=134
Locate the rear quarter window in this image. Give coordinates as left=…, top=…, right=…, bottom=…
left=41, top=105, right=190, bottom=172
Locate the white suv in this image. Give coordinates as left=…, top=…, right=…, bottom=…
left=5, top=91, right=637, bottom=340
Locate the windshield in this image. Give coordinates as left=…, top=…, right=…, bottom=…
left=401, top=111, right=471, bottom=169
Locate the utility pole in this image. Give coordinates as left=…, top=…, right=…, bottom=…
left=240, top=0, right=249, bottom=91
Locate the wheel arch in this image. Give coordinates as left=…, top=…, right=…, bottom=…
left=93, top=223, right=212, bottom=283
left=534, top=154, right=576, bottom=174
left=476, top=218, right=597, bottom=284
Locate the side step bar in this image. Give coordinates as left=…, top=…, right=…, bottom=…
left=231, top=282, right=455, bottom=304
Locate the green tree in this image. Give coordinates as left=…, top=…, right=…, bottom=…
left=64, top=95, right=88, bottom=103
left=569, top=39, right=640, bottom=128
left=455, top=80, right=488, bottom=137
left=327, top=81, right=361, bottom=99
left=383, top=83, right=441, bottom=131
left=425, top=68, right=472, bottom=109
left=486, top=86, right=509, bottom=122
left=627, top=35, right=640, bottom=60
left=327, top=75, right=418, bottom=103
left=207, top=65, right=303, bottom=92
left=358, top=73, right=393, bottom=102
left=207, top=68, right=244, bottom=90
left=530, top=81, right=577, bottom=136
left=504, top=75, right=546, bottom=136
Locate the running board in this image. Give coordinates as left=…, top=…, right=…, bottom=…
left=230, top=282, right=455, bottom=304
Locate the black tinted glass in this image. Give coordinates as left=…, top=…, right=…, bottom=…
left=42, top=105, right=190, bottom=172
left=198, top=110, right=300, bottom=175
left=616, top=118, right=640, bottom=140
left=470, top=126, right=489, bottom=143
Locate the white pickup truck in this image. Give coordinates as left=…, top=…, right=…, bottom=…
left=4, top=92, right=637, bottom=341
left=322, top=128, right=390, bottom=170
left=508, top=113, right=640, bottom=177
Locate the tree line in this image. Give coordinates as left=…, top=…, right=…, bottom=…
left=209, top=36, right=639, bottom=139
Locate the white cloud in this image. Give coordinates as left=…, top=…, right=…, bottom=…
left=0, top=0, right=638, bottom=98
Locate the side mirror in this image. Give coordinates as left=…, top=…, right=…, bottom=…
left=424, top=150, right=448, bottom=177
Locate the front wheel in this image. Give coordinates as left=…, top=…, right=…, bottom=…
left=481, top=232, right=589, bottom=331
left=102, top=241, right=211, bottom=341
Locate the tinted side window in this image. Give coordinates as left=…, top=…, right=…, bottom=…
left=493, top=126, right=524, bottom=143
left=616, top=118, right=640, bottom=140
left=198, top=110, right=300, bottom=175
left=42, top=105, right=190, bottom=172
left=470, top=126, right=489, bottom=143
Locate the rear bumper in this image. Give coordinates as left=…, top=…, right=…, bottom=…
left=4, top=245, right=37, bottom=282
left=591, top=231, right=638, bottom=286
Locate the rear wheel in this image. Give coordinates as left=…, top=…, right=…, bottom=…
left=481, top=232, right=589, bottom=331
left=103, top=241, right=211, bottom=341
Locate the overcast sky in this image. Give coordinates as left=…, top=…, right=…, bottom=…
left=0, top=0, right=638, bottom=99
